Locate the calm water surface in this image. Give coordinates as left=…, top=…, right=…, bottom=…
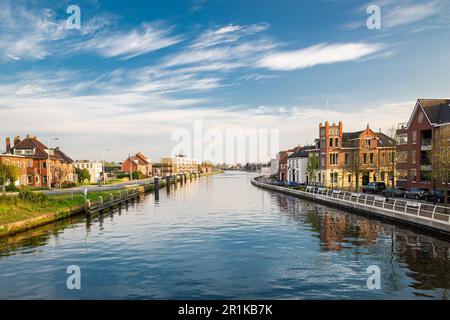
left=0, top=172, right=449, bottom=299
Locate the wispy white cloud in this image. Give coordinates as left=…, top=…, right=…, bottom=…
left=190, top=23, right=270, bottom=49
left=77, top=22, right=183, bottom=60
left=383, top=1, right=441, bottom=28
left=257, top=42, right=384, bottom=71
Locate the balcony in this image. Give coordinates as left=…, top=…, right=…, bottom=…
left=421, top=138, right=432, bottom=151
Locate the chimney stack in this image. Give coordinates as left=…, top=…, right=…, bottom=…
left=14, top=136, right=20, bottom=146
left=6, top=137, right=11, bottom=153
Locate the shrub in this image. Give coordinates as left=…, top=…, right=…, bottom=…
left=18, top=189, right=47, bottom=204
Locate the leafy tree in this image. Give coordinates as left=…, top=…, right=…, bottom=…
left=306, top=153, right=319, bottom=184
left=75, top=167, right=91, bottom=183
left=0, top=162, right=19, bottom=192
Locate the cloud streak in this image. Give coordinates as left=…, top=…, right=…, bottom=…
left=257, top=42, right=384, bottom=71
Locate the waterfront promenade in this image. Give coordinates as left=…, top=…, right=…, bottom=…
left=251, top=177, right=450, bottom=238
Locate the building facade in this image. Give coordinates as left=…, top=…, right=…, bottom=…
left=318, top=122, right=396, bottom=190
left=1, top=135, right=75, bottom=188
left=287, top=148, right=309, bottom=184
left=396, top=99, right=450, bottom=190
left=121, top=152, right=152, bottom=177
left=159, top=155, right=199, bottom=175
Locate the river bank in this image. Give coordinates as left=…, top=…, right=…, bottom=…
left=0, top=171, right=223, bottom=238
left=251, top=177, right=450, bottom=239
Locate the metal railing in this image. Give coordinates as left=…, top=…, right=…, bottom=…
left=304, top=186, right=450, bottom=225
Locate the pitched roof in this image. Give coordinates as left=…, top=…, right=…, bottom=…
left=288, top=148, right=308, bottom=158
left=418, top=99, right=450, bottom=125
left=11, top=136, right=73, bottom=162
left=133, top=152, right=151, bottom=165
left=341, top=130, right=396, bottom=148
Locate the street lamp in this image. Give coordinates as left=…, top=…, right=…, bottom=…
left=102, top=148, right=111, bottom=185
left=47, top=137, right=59, bottom=190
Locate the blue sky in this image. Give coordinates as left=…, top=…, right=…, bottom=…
left=0, top=0, right=449, bottom=162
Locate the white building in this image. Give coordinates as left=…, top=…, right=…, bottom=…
left=287, top=148, right=309, bottom=184
left=269, top=158, right=279, bottom=177
left=74, top=160, right=103, bottom=183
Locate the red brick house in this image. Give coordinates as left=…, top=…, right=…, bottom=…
left=396, top=99, right=450, bottom=190
left=121, top=152, right=152, bottom=177
left=278, top=147, right=300, bottom=182
left=1, top=135, right=75, bottom=188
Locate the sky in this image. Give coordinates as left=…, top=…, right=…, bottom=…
left=0, top=0, right=449, bottom=163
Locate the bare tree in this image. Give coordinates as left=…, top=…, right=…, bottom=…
left=428, top=126, right=450, bottom=203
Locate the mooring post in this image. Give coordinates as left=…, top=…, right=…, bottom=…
left=154, top=176, right=159, bottom=190
left=99, top=196, right=103, bottom=204
left=180, top=174, right=183, bottom=185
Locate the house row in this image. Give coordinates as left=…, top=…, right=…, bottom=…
left=270, top=99, right=449, bottom=191
left=121, top=153, right=203, bottom=177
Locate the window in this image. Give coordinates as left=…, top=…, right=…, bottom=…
left=369, top=153, right=374, bottom=165
left=411, top=169, right=417, bottom=183
left=365, top=139, right=371, bottom=147
left=321, top=154, right=325, bottom=167
left=335, top=138, right=338, bottom=147
left=345, top=153, right=349, bottom=165
left=330, top=153, right=338, bottom=166
left=381, top=172, right=385, bottom=181
left=398, top=170, right=408, bottom=180
left=411, top=150, right=416, bottom=164
left=398, top=133, right=408, bottom=145
left=329, top=138, right=333, bottom=147
left=397, top=151, right=407, bottom=163
left=363, top=153, right=368, bottom=165
left=321, top=138, right=325, bottom=148
left=330, top=172, right=338, bottom=184
left=412, top=131, right=417, bottom=144
left=347, top=174, right=352, bottom=183
left=420, top=171, right=431, bottom=183
left=43, top=162, right=47, bottom=169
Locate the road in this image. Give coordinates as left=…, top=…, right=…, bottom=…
left=42, top=178, right=155, bottom=195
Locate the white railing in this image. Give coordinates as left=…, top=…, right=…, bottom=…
left=304, top=186, right=450, bottom=225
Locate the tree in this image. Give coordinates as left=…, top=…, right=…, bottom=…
left=428, top=126, right=450, bottom=203
left=75, top=167, right=91, bottom=183
left=385, top=125, right=399, bottom=188
left=0, top=162, right=19, bottom=192
left=306, top=153, right=319, bottom=184
left=53, top=164, right=74, bottom=188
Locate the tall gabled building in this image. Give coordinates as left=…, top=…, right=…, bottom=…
left=318, top=121, right=396, bottom=190
left=396, top=99, right=450, bottom=190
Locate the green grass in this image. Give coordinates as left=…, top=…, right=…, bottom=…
left=0, top=188, right=136, bottom=226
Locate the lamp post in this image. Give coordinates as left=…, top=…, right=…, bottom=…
left=102, top=148, right=111, bottom=185
left=47, top=137, right=59, bottom=190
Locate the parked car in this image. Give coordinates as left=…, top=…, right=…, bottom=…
left=362, top=182, right=387, bottom=194
left=384, top=187, right=407, bottom=198
left=404, top=188, right=429, bottom=200
left=425, top=189, right=448, bottom=203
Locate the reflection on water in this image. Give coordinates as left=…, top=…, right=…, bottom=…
left=0, top=172, right=449, bottom=299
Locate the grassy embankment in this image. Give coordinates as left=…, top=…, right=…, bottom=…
left=0, top=171, right=223, bottom=237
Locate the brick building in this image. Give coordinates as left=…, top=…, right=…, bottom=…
left=121, top=152, right=152, bottom=177
left=318, top=121, right=396, bottom=190
left=1, top=135, right=75, bottom=188
left=396, top=99, right=450, bottom=190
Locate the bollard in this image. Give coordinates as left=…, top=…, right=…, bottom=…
left=110, top=193, right=113, bottom=202
left=99, top=196, right=103, bottom=204
left=85, top=199, right=91, bottom=208
left=180, top=174, right=183, bottom=185
left=154, top=177, right=159, bottom=190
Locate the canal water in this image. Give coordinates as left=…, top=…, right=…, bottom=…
left=0, top=171, right=449, bottom=299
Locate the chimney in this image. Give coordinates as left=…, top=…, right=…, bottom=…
left=6, top=137, right=11, bottom=153
left=14, top=136, right=20, bottom=146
